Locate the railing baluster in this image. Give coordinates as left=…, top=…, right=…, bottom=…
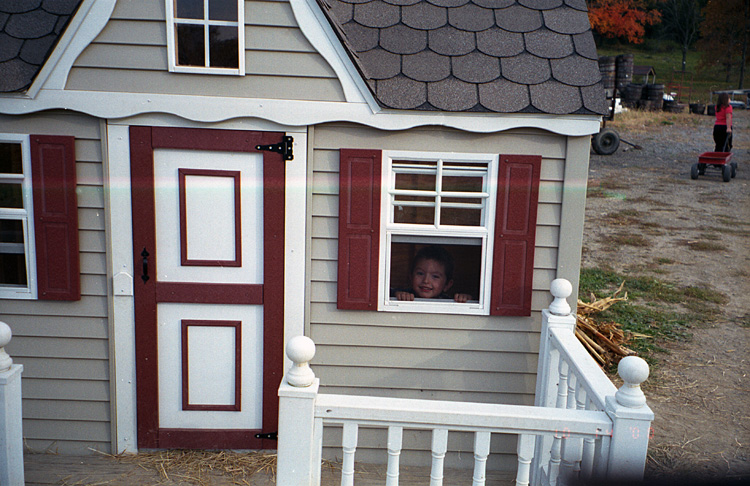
left=472, top=431, right=491, bottom=486
left=341, top=422, right=358, bottom=486
left=516, top=434, right=535, bottom=486
left=430, top=428, right=448, bottom=486
left=548, top=359, right=569, bottom=485
left=386, top=426, right=403, bottom=486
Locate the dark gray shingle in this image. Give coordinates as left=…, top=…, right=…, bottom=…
left=318, top=0, right=605, bottom=115
left=0, top=1, right=81, bottom=92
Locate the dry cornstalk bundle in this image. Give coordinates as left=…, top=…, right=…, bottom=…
left=576, top=281, right=640, bottom=367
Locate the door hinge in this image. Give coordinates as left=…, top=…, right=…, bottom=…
left=255, top=431, right=278, bottom=440
left=256, top=136, right=293, bottom=161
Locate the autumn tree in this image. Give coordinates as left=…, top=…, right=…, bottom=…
left=588, top=0, right=662, bottom=44
left=697, top=0, right=750, bottom=87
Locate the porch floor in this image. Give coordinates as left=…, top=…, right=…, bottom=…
left=24, top=453, right=516, bottom=485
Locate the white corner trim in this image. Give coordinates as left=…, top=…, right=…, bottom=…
left=284, top=131, right=307, bottom=372
left=106, top=123, right=138, bottom=453
left=290, top=0, right=379, bottom=111
left=27, top=0, right=117, bottom=97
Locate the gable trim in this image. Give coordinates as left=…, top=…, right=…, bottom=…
left=26, top=0, right=117, bottom=98
left=290, top=0, right=378, bottom=110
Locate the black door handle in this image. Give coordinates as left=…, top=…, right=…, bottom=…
left=141, top=248, right=150, bottom=283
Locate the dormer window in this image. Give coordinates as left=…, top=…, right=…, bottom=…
left=166, top=0, right=245, bottom=75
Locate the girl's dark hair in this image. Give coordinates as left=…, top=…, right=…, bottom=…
left=717, top=92, right=730, bottom=108
left=411, top=245, right=454, bottom=280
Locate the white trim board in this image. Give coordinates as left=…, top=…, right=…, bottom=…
left=1, top=90, right=602, bottom=136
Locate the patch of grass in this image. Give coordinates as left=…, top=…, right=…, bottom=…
left=604, top=233, right=651, bottom=247
left=654, top=257, right=675, bottom=265
left=579, top=268, right=729, bottom=363
left=681, top=240, right=725, bottom=251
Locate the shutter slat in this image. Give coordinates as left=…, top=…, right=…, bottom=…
left=337, top=149, right=382, bottom=310
left=31, top=135, right=80, bottom=301
left=490, top=155, right=541, bottom=316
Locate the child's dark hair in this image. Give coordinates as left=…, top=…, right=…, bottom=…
left=411, top=245, right=454, bottom=280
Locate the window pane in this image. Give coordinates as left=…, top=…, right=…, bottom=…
left=0, top=183, right=23, bottom=209
left=441, top=207, right=482, bottom=226
left=209, top=26, right=239, bottom=68
left=394, top=204, right=434, bottom=224
left=442, top=175, right=483, bottom=193
left=0, top=220, right=26, bottom=286
left=177, top=24, right=206, bottom=66
left=395, top=172, right=435, bottom=192
left=209, top=0, right=238, bottom=21
left=389, top=242, right=481, bottom=301
left=176, top=0, right=203, bottom=19
left=0, top=143, right=23, bottom=174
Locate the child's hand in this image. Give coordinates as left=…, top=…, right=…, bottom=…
left=395, top=291, right=415, bottom=301
left=453, top=293, right=471, bottom=303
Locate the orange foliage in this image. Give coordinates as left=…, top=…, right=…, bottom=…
left=588, top=0, right=662, bottom=44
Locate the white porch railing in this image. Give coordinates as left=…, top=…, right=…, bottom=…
left=277, top=280, right=653, bottom=486
left=0, top=321, right=24, bottom=486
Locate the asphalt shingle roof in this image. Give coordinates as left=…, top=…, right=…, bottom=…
left=0, top=0, right=81, bottom=92
left=0, top=0, right=607, bottom=116
left=318, top=0, right=607, bottom=115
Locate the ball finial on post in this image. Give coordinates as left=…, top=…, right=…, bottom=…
left=549, top=279, right=572, bottom=316
left=0, top=321, right=13, bottom=372
left=615, top=356, right=649, bottom=408
left=286, top=335, right=316, bottom=387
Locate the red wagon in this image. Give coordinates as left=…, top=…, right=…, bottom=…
left=691, top=151, right=737, bottom=182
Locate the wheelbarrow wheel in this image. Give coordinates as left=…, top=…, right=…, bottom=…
left=592, top=128, right=620, bottom=155
left=690, top=163, right=699, bottom=179
left=698, top=163, right=706, bottom=175
left=731, top=161, right=737, bottom=178
left=723, top=164, right=732, bottom=182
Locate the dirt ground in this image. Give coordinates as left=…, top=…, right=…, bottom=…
left=584, top=107, right=750, bottom=481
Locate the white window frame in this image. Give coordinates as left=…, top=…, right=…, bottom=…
left=377, top=150, right=498, bottom=315
left=0, top=134, right=37, bottom=300
left=165, top=0, right=246, bottom=75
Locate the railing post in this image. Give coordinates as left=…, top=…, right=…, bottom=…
left=604, top=356, right=654, bottom=481
left=532, top=279, right=575, bottom=486
left=0, top=321, right=24, bottom=486
left=277, top=336, right=320, bottom=486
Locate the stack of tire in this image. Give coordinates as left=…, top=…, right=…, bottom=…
left=640, top=84, right=664, bottom=111
left=598, top=56, right=616, bottom=98
left=615, top=54, right=634, bottom=92
left=689, top=103, right=706, bottom=115
left=622, top=83, right=643, bottom=108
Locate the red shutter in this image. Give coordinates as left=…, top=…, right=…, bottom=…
left=490, top=155, right=541, bottom=316
left=30, top=135, right=80, bottom=301
left=337, top=149, right=382, bottom=310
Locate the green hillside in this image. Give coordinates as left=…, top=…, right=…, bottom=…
left=597, top=43, right=740, bottom=105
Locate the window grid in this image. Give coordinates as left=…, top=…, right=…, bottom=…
left=0, top=135, right=36, bottom=299
left=167, top=0, right=245, bottom=75
left=379, top=152, right=498, bottom=315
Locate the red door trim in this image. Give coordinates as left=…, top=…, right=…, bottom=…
left=181, top=320, right=242, bottom=412
left=131, top=126, right=285, bottom=450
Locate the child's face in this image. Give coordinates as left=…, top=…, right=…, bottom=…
left=411, top=258, right=453, bottom=299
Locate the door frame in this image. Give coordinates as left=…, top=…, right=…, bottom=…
left=129, top=126, right=285, bottom=449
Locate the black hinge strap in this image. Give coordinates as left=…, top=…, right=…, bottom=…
left=255, top=432, right=278, bottom=440
left=255, top=136, right=293, bottom=161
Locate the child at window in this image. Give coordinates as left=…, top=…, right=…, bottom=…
left=392, top=245, right=472, bottom=302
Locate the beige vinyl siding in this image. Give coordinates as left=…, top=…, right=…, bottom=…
left=308, top=123, right=579, bottom=469
left=65, top=0, right=347, bottom=102
left=0, top=112, right=110, bottom=454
